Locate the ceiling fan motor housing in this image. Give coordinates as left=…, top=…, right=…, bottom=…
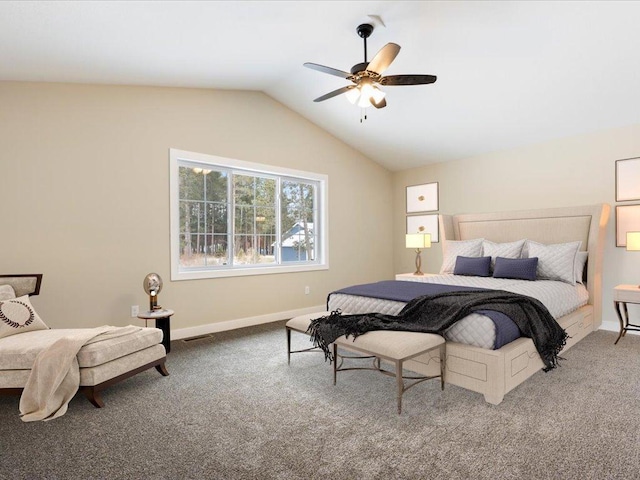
left=350, top=62, right=369, bottom=74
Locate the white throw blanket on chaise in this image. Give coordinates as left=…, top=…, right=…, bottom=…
left=19, top=325, right=143, bottom=422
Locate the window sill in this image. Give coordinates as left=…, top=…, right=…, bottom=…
left=171, top=262, right=329, bottom=281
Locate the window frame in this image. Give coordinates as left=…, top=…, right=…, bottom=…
left=169, top=148, right=329, bottom=280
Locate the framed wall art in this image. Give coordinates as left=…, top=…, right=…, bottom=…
left=406, top=182, right=438, bottom=213
left=406, top=214, right=439, bottom=243
left=616, top=157, right=640, bottom=202
left=615, top=204, right=640, bottom=247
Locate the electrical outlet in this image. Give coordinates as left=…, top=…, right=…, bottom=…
left=304, top=286, right=310, bottom=295
left=131, top=305, right=139, bottom=317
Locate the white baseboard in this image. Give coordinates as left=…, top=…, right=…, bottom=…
left=173, top=312, right=636, bottom=342
left=599, top=319, right=638, bottom=336
left=172, top=304, right=326, bottom=341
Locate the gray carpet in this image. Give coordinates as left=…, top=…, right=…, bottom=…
left=1, top=322, right=639, bottom=480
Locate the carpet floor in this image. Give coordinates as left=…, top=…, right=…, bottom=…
left=1, top=322, right=639, bottom=480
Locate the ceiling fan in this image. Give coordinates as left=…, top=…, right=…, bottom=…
left=304, top=23, right=437, bottom=109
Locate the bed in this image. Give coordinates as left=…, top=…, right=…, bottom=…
left=328, top=204, right=609, bottom=404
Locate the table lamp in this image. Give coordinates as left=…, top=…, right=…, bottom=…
left=405, top=233, right=431, bottom=276
left=627, top=232, right=640, bottom=287
left=143, top=273, right=163, bottom=311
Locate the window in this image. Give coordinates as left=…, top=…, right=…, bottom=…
left=170, top=149, right=328, bottom=280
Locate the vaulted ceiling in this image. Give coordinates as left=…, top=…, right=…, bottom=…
left=2, top=1, right=639, bottom=171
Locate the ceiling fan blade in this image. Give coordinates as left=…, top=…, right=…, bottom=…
left=370, top=97, right=387, bottom=109
left=303, top=62, right=351, bottom=79
left=313, top=85, right=355, bottom=102
left=380, top=74, right=437, bottom=86
left=366, top=43, right=401, bottom=75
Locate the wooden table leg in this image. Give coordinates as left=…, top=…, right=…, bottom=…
left=155, top=316, right=171, bottom=353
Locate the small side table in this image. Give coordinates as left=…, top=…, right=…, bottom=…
left=613, top=285, right=640, bottom=345
left=138, top=308, right=174, bottom=353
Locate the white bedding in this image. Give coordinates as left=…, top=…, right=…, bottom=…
left=327, top=274, right=589, bottom=349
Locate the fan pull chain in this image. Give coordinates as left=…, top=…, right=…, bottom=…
left=360, top=108, right=367, bottom=123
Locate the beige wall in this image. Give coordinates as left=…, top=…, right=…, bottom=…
left=393, top=124, right=640, bottom=328
left=5, top=80, right=637, bottom=334
left=0, top=82, right=393, bottom=331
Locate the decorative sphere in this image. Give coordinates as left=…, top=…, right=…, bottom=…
left=143, top=273, right=163, bottom=295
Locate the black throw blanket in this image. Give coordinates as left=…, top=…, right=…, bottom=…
left=307, top=289, right=568, bottom=371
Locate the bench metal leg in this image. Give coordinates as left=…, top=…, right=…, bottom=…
left=396, top=360, right=403, bottom=414
left=440, top=344, right=445, bottom=390
left=332, top=341, right=446, bottom=414
left=333, top=344, right=338, bottom=385
left=286, top=327, right=323, bottom=364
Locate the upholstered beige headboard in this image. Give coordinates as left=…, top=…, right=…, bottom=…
left=439, top=204, right=610, bottom=327
left=0, top=274, right=43, bottom=297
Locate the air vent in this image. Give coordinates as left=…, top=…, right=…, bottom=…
left=182, top=334, right=212, bottom=342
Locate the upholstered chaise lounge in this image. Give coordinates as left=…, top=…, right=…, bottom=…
left=0, top=274, right=168, bottom=408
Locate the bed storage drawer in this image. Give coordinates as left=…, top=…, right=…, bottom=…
left=559, top=306, right=593, bottom=349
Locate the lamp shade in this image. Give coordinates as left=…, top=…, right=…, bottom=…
left=627, top=232, right=640, bottom=251
left=406, top=233, right=432, bottom=249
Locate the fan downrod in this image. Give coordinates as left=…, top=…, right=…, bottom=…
left=356, top=23, right=374, bottom=68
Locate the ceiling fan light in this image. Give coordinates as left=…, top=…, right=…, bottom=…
left=345, top=87, right=360, bottom=104
left=358, top=82, right=377, bottom=108
left=371, top=86, right=385, bottom=104
left=357, top=93, right=372, bottom=108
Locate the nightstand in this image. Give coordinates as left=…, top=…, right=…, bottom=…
left=613, top=285, right=640, bottom=344
left=395, top=273, right=439, bottom=282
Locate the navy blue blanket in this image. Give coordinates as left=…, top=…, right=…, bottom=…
left=328, top=281, right=521, bottom=349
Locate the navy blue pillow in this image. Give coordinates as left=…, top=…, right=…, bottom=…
left=453, top=256, right=491, bottom=277
left=493, top=257, right=538, bottom=281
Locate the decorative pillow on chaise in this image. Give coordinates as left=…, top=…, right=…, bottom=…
left=454, top=256, right=492, bottom=277
left=493, top=257, right=538, bottom=281
left=482, top=239, right=526, bottom=270
left=0, top=284, right=16, bottom=301
left=440, top=238, right=484, bottom=274
left=0, top=295, right=49, bottom=339
left=525, top=240, right=581, bottom=285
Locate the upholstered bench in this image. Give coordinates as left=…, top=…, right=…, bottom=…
left=286, top=312, right=446, bottom=414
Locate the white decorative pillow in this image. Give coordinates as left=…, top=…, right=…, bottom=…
left=0, top=295, right=49, bottom=339
left=575, top=251, right=588, bottom=284
left=440, top=238, right=484, bottom=274
left=0, top=284, right=16, bottom=301
left=482, top=239, right=526, bottom=270
left=526, top=240, right=581, bottom=285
